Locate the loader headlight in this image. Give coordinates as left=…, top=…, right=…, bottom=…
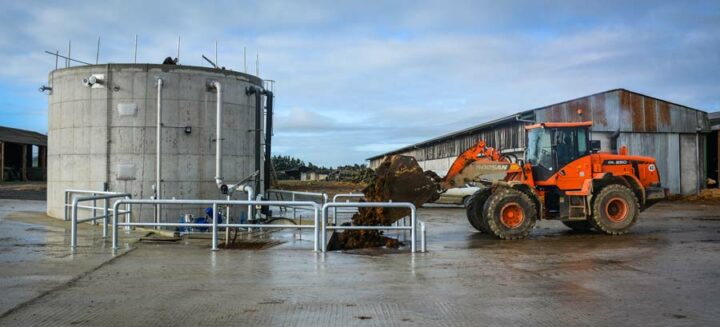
left=648, top=164, right=656, bottom=172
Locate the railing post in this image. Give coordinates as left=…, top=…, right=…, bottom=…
left=211, top=203, right=218, bottom=251
left=124, top=197, right=131, bottom=231
left=103, top=198, right=109, bottom=238
left=333, top=200, right=338, bottom=227
left=64, top=191, right=69, bottom=221
left=313, top=204, right=320, bottom=252
left=70, top=198, right=79, bottom=249
left=321, top=205, right=327, bottom=252
left=92, top=193, right=97, bottom=225
left=225, top=195, right=230, bottom=246
left=420, top=221, right=426, bottom=253
left=410, top=206, right=416, bottom=253
left=292, top=193, right=296, bottom=220
left=112, top=200, right=120, bottom=250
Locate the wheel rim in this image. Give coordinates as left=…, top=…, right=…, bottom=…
left=500, top=203, right=524, bottom=228
left=605, top=197, right=629, bottom=222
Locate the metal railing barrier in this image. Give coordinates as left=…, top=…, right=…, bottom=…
left=64, top=189, right=131, bottom=222
left=331, top=193, right=364, bottom=225
left=112, top=199, right=320, bottom=252
left=266, top=189, right=328, bottom=222
left=321, top=202, right=427, bottom=253
left=70, top=192, right=132, bottom=248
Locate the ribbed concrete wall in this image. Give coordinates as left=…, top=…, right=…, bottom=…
left=47, top=64, right=263, bottom=222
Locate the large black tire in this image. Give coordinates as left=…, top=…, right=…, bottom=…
left=483, top=188, right=537, bottom=240
left=562, top=220, right=594, bottom=232
left=590, top=184, right=639, bottom=235
left=465, top=188, right=492, bottom=233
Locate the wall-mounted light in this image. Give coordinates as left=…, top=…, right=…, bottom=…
left=39, top=85, right=53, bottom=94
left=81, top=74, right=104, bottom=88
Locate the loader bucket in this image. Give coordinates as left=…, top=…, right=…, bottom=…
left=327, top=155, right=441, bottom=251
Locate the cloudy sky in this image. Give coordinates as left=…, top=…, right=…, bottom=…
left=0, top=0, right=718, bottom=166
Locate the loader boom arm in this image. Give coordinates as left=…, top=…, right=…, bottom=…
left=441, top=140, right=509, bottom=190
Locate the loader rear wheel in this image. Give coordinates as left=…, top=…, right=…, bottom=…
left=590, top=184, right=639, bottom=235
left=562, top=220, right=594, bottom=232
left=483, top=188, right=537, bottom=239
left=465, top=188, right=492, bottom=233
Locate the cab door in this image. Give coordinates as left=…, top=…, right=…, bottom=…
left=554, top=127, right=592, bottom=190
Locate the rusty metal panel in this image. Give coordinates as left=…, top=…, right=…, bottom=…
left=644, top=97, right=657, bottom=132
left=535, top=107, right=550, bottom=123
left=630, top=92, right=645, bottom=132
left=551, top=105, right=562, bottom=122
left=657, top=101, right=671, bottom=132
left=615, top=90, right=633, bottom=132
left=577, top=97, right=591, bottom=122
left=670, top=105, right=696, bottom=133
left=590, top=93, right=608, bottom=129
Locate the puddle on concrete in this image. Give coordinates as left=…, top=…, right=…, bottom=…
left=218, top=239, right=286, bottom=250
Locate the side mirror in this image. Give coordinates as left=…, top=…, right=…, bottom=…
left=590, top=140, right=601, bottom=153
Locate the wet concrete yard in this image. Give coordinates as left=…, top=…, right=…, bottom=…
left=0, top=199, right=719, bottom=326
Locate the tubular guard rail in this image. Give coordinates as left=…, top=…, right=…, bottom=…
left=111, top=199, right=320, bottom=251
left=70, top=192, right=132, bottom=248
left=321, top=202, right=427, bottom=253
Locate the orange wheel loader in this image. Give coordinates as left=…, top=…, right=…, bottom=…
left=441, top=121, right=667, bottom=239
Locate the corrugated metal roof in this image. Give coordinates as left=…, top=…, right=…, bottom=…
left=367, top=88, right=709, bottom=161
left=709, top=111, right=720, bottom=125
left=0, top=126, right=47, bottom=146
left=366, top=111, right=531, bottom=160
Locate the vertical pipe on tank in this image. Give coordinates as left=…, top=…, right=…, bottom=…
left=263, top=91, right=274, bottom=192
left=209, top=81, right=226, bottom=192
left=248, top=88, right=262, bottom=197
left=155, top=78, right=163, bottom=227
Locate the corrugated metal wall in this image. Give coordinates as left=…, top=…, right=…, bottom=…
left=369, top=89, right=710, bottom=195
left=534, top=89, right=710, bottom=133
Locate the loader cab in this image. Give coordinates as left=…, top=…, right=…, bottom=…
left=525, top=121, right=593, bottom=182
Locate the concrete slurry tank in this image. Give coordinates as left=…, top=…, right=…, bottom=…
left=46, top=64, right=272, bottom=223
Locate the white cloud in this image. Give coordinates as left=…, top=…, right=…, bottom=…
left=0, top=0, right=718, bottom=166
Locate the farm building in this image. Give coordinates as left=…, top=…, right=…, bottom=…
left=367, top=89, right=712, bottom=195
left=0, top=126, right=48, bottom=181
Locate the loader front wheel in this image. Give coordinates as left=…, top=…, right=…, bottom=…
left=590, top=184, right=639, bottom=235
left=466, top=188, right=492, bottom=233
left=483, top=188, right=537, bottom=239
